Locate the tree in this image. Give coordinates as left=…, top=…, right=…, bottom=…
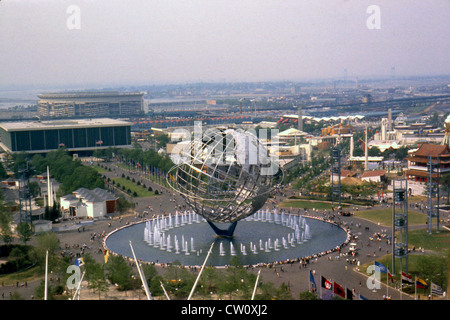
left=255, top=282, right=293, bottom=300
left=105, top=254, right=135, bottom=291
left=217, top=257, right=255, bottom=299
left=299, top=291, right=321, bottom=300
left=17, top=222, right=33, bottom=244
left=156, top=134, right=170, bottom=149
left=0, top=162, right=7, bottom=180
left=117, top=195, right=135, bottom=213
left=148, top=274, right=165, bottom=297
left=368, top=146, right=381, bottom=157
left=164, top=263, right=195, bottom=299
left=28, top=181, right=41, bottom=198
left=0, top=203, right=14, bottom=245
left=32, top=149, right=105, bottom=196
left=197, top=266, right=220, bottom=296
left=353, top=147, right=364, bottom=157
left=83, top=253, right=109, bottom=299
left=29, top=233, right=71, bottom=299
left=394, top=146, right=409, bottom=161
left=415, top=254, right=448, bottom=289
left=43, top=202, right=61, bottom=222
left=440, top=173, right=450, bottom=200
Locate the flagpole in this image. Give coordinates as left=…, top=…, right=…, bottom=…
left=415, top=275, right=417, bottom=300
left=387, top=270, right=389, bottom=298
left=309, top=271, right=311, bottom=293
left=188, top=241, right=214, bottom=300
left=44, top=250, right=48, bottom=300
left=400, top=267, right=403, bottom=300
left=319, top=273, right=322, bottom=298
left=72, top=270, right=86, bottom=300
left=160, top=280, right=171, bottom=300
left=129, top=241, right=153, bottom=300
left=251, top=269, right=261, bottom=300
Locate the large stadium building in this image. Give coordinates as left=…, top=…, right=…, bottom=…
left=37, top=91, right=144, bottom=118
left=0, top=118, right=132, bottom=153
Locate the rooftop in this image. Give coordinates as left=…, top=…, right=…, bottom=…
left=37, top=91, right=144, bottom=99
left=361, top=169, right=386, bottom=178
left=412, top=143, right=450, bottom=157
left=63, top=187, right=118, bottom=203
left=0, top=118, right=132, bottom=131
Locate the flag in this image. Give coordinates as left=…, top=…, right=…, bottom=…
left=416, top=277, right=428, bottom=289
left=321, top=276, right=332, bottom=290
left=104, top=250, right=110, bottom=264
left=374, top=261, right=388, bottom=274
left=75, top=257, right=84, bottom=267
left=431, top=283, right=443, bottom=296
left=401, top=271, right=413, bottom=284
left=333, top=282, right=346, bottom=298
left=387, top=267, right=394, bottom=283
left=309, top=271, right=316, bottom=291
left=346, top=288, right=354, bottom=300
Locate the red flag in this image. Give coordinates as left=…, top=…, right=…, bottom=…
left=333, top=282, right=346, bottom=298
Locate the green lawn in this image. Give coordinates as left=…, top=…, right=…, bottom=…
left=354, top=208, right=427, bottom=226
left=92, top=165, right=108, bottom=173
left=115, top=163, right=169, bottom=188
left=112, top=177, right=157, bottom=197
left=408, top=228, right=450, bottom=253
left=359, top=254, right=428, bottom=281
left=0, top=266, right=42, bottom=286
left=278, top=200, right=350, bottom=210
left=116, top=163, right=132, bottom=171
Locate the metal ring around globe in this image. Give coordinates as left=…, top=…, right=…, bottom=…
left=165, top=128, right=284, bottom=223
left=166, top=164, right=283, bottom=201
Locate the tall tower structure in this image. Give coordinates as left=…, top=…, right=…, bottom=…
left=331, top=144, right=342, bottom=209
left=350, top=135, right=354, bottom=157
left=364, top=125, right=369, bottom=171
left=18, top=164, right=33, bottom=224
left=427, top=156, right=440, bottom=233
left=388, top=108, right=392, bottom=132
left=297, top=107, right=303, bottom=131
left=392, top=179, right=408, bottom=274
left=381, top=118, right=387, bottom=141
left=442, top=114, right=450, bottom=146
left=47, top=166, right=54, bottom=207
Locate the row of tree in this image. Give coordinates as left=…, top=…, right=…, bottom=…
left=28, top=149, right=105, bottom=196
left=117, top=147, right=174, bottom=174
left=40, top=240, right=295, bottom=300
left=94, top=146, right=174, bottom=174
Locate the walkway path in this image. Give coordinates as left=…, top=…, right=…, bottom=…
left=2, top=160, right=446, bottom=300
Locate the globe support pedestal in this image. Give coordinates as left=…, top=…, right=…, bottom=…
left=207, top=221, right=238, bottom=238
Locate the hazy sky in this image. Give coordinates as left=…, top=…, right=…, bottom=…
left=0, top=0, right=449, bottom=89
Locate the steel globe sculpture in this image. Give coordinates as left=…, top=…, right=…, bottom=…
left=167, top=128, right=280, bottom=237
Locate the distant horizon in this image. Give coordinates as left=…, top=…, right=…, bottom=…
left=2, top=73, right=449, bottom=95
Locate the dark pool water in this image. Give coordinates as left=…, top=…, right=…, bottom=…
left=105, top=216, right=348, bottom=266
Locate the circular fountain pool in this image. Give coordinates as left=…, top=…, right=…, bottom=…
left=105, top=211, right=349, bottom=267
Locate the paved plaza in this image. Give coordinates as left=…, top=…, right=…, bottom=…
left=1, top=161, right=445, bottom=301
